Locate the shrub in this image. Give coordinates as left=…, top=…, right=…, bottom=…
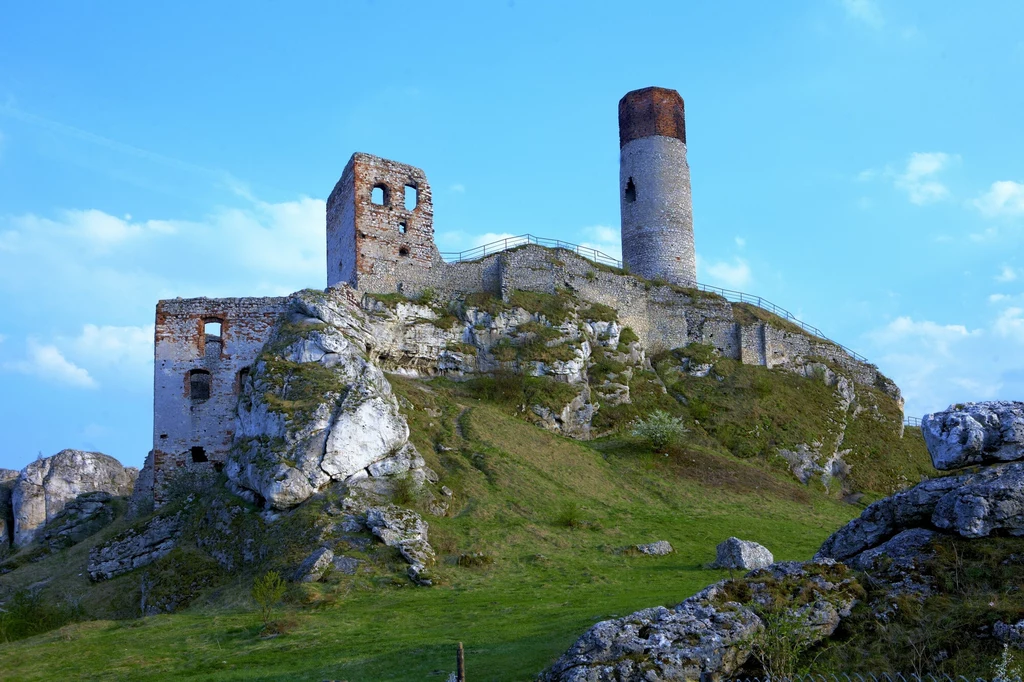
left=252, top=570, right=287, bottom=628
left=0, top=589, right=82, bottom=643
left=554, top=501, right=586, bottom=529
left=749, top=605, right=816, bottom=679
left=390, top=472, right=420, bottom=506
left=630, top=410, right=689, bottom=449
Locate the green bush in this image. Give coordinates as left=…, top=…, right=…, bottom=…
left=0, top=589, right=82, bottom=643
left=630, top=410, right=689, bottom=449
left=554, top=501, right=586, bottom=529
left=252, top=570, right=287, bottom=628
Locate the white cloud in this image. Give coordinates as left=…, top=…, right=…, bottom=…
left=842, top=0, right=884, bottom=29
left=59, top=324, right=154, bottom=370
left=892, top=152, right=956, bottom=205
left=578, top=225, right=622, bottom=261
left=996, top=266, right=1019, bottom=283
left=699, top=256, right=752, bottom=289
left=973, top=181, right=1024, bottom=218
left=994, top=307, right=1024, bottom=342
left=4, top=340, right=97, bottom=389
left=450, top=183, right=466, bottom=193
left=868, top=316, right=979, bottom=357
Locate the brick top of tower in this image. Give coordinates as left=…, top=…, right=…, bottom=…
left=618, top=87, right=686, bottom=148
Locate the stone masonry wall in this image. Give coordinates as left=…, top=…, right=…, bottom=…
left=349, top=244, right=900, bottom=403
left=152, top=296, right=288, bottom=503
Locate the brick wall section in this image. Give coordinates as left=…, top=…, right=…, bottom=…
left=327, top=153, right=437, bottom=291
left=152, top=296, right=288, bottom=503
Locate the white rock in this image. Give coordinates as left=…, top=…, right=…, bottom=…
left=12, top=450, right=136, bottom=547
left=711, top=537, right=774, bottom=570
left=922, top=401, right=1024, bottom=470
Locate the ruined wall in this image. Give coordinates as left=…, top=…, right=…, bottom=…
left=152, top=296, right=288, bottom=502
left=326, top=153, right=436, bottom=292
left=355, top=243, right=898, bottom=402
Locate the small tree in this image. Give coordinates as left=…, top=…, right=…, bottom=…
left=629, top=410, right=688, bottom=449
left=750, top=606, right=814, bottom=680
left=252, top=570, right=286, bottom=627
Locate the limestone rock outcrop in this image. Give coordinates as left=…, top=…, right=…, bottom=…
left=226, top=290, right=415, bottom=509
left=88, top=509, right=183, bottom=581
left=819, top=401, right=1024, bottom=567
left=922, top=401, right=1024, bottom=470
left=11, top=450, right=137, bottom=547
left=36, top=491, right=119, bottom=553
left=711, top=537, right=774, bottom=570
left=293, top=546, right=334, bottom=583
left=540, top=560, right=859, bottom=681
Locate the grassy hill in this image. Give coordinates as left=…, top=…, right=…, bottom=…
left=0, top=361, right=931, bottom=681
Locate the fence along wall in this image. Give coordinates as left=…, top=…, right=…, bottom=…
left=152, top=296, right=289, bottom=502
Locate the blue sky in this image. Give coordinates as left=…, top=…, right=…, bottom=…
left=2, top=1, right=1023, bottom=471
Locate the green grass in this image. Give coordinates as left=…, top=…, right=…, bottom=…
left=0, top=377, right=866, bottom=681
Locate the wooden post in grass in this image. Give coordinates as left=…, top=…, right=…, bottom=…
left=457, top=642, right=466, bottom=681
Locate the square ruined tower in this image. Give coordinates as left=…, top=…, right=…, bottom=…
left=326, top=153, right=437, bottom=292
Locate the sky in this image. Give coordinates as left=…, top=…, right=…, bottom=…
left=1, top=1, right=1023, bottom=472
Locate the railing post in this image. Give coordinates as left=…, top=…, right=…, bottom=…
left=457, top=642, right=465, bottom=682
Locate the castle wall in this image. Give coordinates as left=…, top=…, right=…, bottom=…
left=361, top=243, right=896, bottom=402
left=152, top=296, right=288, bottom=502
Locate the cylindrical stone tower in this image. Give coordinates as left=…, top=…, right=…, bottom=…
left=619, top=87, right=696, bottom=285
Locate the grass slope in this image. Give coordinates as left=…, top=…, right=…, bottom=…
left=0, top=375, right=872, bottom=681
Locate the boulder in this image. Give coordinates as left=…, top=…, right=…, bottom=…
left=711, top=537, right=774, bottom=570
left=88, top=509, right=183, bottom=581
left=293, top=546, right=334, bottom=583
left=995, top=619, right=1024, bottom=649
left=12, top=450, right=137, bottom=546
left=635, top=540, right=673, bottom=556
left=540, top=560, right=859, bottom=681
left=922, top=401, right=1024, bottom=470
left=365, top=504, right=435, bottom=585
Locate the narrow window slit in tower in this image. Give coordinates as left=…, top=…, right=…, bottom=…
left=399, top=220, right=408, bottom=234
left=625, top=177, right=637, bottom=203
left=404, top=184, right=418, bottom=211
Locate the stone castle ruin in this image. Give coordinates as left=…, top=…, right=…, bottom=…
left=151, top=87, right=899, bottom=502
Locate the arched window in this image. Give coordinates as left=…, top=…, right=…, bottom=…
left=236, top=366, right=250, bottom=395
left=404, top=184, right=418, bottom=210
left=398, top=220, right=408, bottom=234
left=188, top=369, right=212, bottom=403
left=625, top=177, right=637, bottom=203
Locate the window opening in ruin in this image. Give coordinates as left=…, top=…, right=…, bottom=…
left=204, top=320, right=222, bottom=338
left=399, top=246, right=410, bottom=257
left=213, top=462, right=224, bottom=473
left=189, top=369, right=212, bottom=402
left=236, top=366, right=250, bottom=394
left=404, top=184, right=418, bottom=211
left=625, top=177, right=637, bottom=203
left=159, top=434, right=168, bottom=439
left=399, top=220, right=408, bottom=234
left=371, top=185, right=388, bottom=205
left=190, top=446, right=208, bottom=463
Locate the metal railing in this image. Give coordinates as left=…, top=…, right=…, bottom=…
left=440, top=234, right=869, bottom=363
left=904, top=416, right=923, bottom=427
left=730, top=675, right=991, bottom=682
